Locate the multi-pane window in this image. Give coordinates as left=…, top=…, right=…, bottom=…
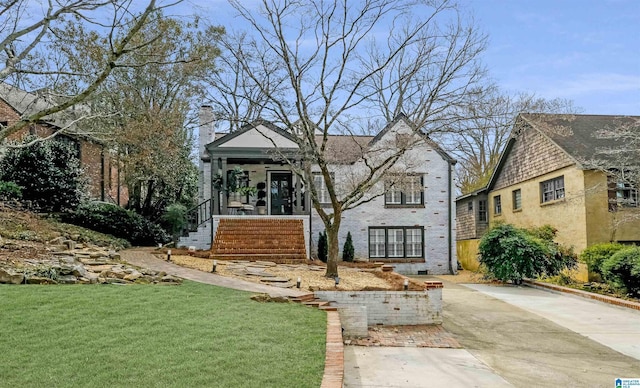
left=369, top=229, right=387, bottom=258
left=493, top=195, right=502, bottom=215
left=478, top=200, right=487, bottom=222
left=387, top=229, right=404, bottom=257
left=541, top=176, right=565, bottom=203
left=467, top=201, right=473, bottom=211
left=384, top=175, right=424, bottom=206
left=385, top=185, right=403, bottom=204
left=609, top=180, right=638, bottom=210
left=405, top=228, right=423, bottom=257
left=368, top=227, right=424, bottom=259
left=512, top=189, right=522, bottom=210
left=313, top=172, right=334, bottom=204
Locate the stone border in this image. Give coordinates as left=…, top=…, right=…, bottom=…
left=320, top=310, right=344, bottom=388
left=524, top=279, right=640, bottom=311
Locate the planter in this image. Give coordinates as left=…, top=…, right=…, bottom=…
left=256, top=205, right=267, bottom=215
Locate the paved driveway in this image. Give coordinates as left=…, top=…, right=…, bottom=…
left=344, top=277, right=640, bottom=388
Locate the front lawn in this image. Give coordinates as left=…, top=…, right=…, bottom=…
left=0, top=281, right=326, bottom=387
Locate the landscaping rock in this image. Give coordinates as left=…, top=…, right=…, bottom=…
left=26, top=276, right=56, bottom=284
left=58, top=275, right=79, bottom=284
left=124, top=271, right=142, bottom=281
left=0, top=268, right=24, bottom=284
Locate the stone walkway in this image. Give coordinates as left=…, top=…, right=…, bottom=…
left=119, top=248, right=306, bottom=298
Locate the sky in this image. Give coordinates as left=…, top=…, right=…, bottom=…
left=467, top=0, right=640, bottom=115
left=14, top=0, right=636, bottom=115
left=183, top=0, right=639, bottom=116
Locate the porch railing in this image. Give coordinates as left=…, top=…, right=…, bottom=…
left=181, top=199, right=213, bottom=237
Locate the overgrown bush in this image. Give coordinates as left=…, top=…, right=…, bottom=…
left=479, top=223, right=577, bottom=284
left=0, top=181, right=22, bottom=200
left=0, top=137, right=85, bottom=212
left=342, top=232, right=354, bottom=262
left=600, top=246, right=640, bottom=297
left=580, top=242, right=626, bottom=277
left=61, top=202, right=169, bottom=246
left=317, top=231, right=328, bottom=263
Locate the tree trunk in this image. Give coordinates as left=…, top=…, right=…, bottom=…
left=324, top=225, right=340, bottom=278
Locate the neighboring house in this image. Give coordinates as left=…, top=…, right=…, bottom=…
left=180, top=107, right=457, bottom=275
left=0, top=83, right=128, bottom=206
left=456, top=113, right=640, bottom=273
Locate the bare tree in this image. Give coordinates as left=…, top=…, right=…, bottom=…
left=214, top=0, right=486, bottom=277
left=204, top=31, right=288, bottom=132
left=0, top=0, right=183, bottom=142
left=441, top=91, right=581, bottom=194
left=584, top=116, right=640, bottom=238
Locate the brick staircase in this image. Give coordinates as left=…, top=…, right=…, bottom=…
left=211, top=218, right=307, bottom=262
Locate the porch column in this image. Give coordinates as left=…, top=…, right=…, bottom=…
left=221, top=157, right=228, bottom=214
left=212, top=157, right=220, bottom=215
left=294, top=159, right=302, bottom=215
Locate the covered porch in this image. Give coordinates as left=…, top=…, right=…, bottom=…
left=210, top=156, right=310, bottom=216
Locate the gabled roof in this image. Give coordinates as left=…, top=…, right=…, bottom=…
left=0, top=82, right=81, bottom=128
left=209, top=119, right=298, bottom=148
left=487, top=113, right=640, bottom=190
left=520, top=113, right=640, bottom=166
left=209, top=114, right=455, bottom=164
left=370, top=113, right=456, bottom=164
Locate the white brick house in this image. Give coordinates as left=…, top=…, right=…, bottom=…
left=180, top=107, right=457, bottom=275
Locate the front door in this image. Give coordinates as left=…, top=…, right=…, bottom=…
left=270, top=172, right=292, bottom=215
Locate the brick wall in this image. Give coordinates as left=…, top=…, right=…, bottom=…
left=315, top=289, right=443, bottom=326
left=493, top=122, right=575, bottom=191
left=310, top=120, right=456, bottom=275
left=1, top=98, right=128, bottom=205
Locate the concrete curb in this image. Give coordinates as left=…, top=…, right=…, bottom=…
left=320, top=310, right=344, bottom=388
left=524, top=279, right=640, bottom=311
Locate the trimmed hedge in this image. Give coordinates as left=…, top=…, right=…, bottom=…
left=62, top=202, right=169, bottom=246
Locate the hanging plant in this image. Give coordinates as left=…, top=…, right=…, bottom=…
left=212, top=174, right=224, bottom=191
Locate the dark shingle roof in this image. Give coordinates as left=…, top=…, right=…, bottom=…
left=520, top=113, right=640, bottom=167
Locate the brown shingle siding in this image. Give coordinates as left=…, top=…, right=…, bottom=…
left=493, top=122, right=574, bottom=190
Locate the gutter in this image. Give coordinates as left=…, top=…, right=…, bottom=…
left=448, top=160, right=456, bottom=275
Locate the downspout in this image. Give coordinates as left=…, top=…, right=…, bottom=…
left=448, top=160, right=455, bottom=275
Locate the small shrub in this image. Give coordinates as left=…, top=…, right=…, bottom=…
left=580, top=242, right=626, bottom=277
left=479, top=223, right=576, bottom=283
left=342, top=232, right=354, bottom=262
left=317, top=231, right=328, bottom=263
left=160, top=203, right=188, bottom=238
left=600, top=246, right=640, bottom=297
left=0, top=181, right=22, bottom=200
left=61, top=202, right=169, bottom=246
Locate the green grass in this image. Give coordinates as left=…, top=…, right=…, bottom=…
left=0, top=281, right=326, bottom=387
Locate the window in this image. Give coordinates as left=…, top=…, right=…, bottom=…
left=478, top=200, right=487, bottom=222
left=384, top=175, right=424, bottom=206
left=388, top=229, right=404, bottom=257
left=512, top=189, right=522, bottom=210
left=608, top=178, right=638, bottom=211
left=313, top=172, right=334, bottom=204
left=369, top=228, right=386, bottom=258
left=368, top=227, right=424, bottom=259
left=493, top=195, right=502, bottom=215
left=467, top=201, right=473, bottom=211
left=540, top=176, right=564, bottom=203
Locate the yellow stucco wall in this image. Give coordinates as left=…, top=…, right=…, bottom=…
left=489, top=166, right=589, bottom=252
left=456, top=239, right=481, bottom=271
left=583, top=170, right=640, bottom=244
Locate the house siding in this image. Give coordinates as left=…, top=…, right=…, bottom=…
left=311, top=139, right=455, bottom=275
left=493, top=122, right=575, bottom=191
left=1, top=98, right=127, bottom=205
